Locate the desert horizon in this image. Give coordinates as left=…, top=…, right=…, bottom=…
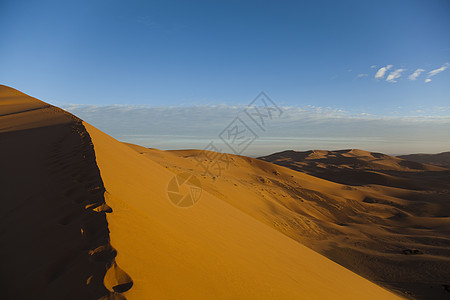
left=1, top=1, right=450, bottom=299
left=56, top=102, right=450, bottom=158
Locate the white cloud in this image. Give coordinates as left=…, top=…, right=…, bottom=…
left=408, top=69, right=425, bottom=80
left=428, top=62, right=449, bottom=78
left=368, top=62, right=450, bottom=83
left=386, top=68, right=406, bottom=83
left=374, top=65, right=393, bottom=79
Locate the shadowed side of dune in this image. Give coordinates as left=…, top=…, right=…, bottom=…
left=0, top=85, right=132, bottom=300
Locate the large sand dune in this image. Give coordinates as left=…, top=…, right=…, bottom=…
left=1, top=84, right=436, bottom=299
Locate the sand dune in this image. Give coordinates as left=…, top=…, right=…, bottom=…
left=1, top=84, right=439, bottom=299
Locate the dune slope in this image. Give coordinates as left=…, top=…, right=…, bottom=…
left=130, top=147, right=450, bottom=299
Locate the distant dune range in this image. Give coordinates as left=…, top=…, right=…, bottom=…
left=397, top=152, right=450, bottom=168
left=0, top=85, right=448, bottom=299
left=259, top=149, right=450, bottom=299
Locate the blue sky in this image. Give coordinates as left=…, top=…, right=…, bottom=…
left=1, top=0, right=449, bottom=154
